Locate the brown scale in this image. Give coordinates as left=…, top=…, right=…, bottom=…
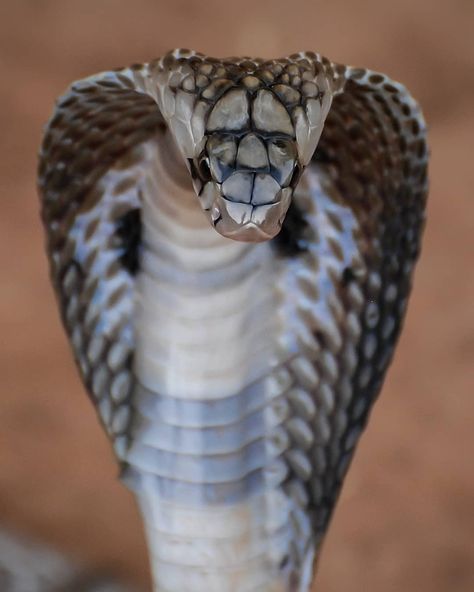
left=286, top=68, right=428, bottom=543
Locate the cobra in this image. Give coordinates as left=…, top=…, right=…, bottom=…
left=38, top=49, right=428, bottom=591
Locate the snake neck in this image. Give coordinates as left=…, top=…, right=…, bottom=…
left=133, top=136, right=279, bottom=398
left=121, top=137, right=303, bottom=591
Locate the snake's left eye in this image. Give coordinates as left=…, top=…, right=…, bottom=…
left=290, top=162, right=303, bottom=187
left=187, top=157, right=212, bottom=186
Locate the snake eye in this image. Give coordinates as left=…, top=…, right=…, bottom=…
left=198, top=156, right=212, bottom=182
left=290, top=162, right=303, bottom=188
left=187, top=157, right=212, bottom=185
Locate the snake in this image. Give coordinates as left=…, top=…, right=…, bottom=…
left=38, top=49, right=428, bottom=592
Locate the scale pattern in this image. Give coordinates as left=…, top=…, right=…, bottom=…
left=38, top=49, right=428, bottom=591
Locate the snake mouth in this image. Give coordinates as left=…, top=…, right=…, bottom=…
left=221, top=222, right=274, bottom=242
left=210, top=192, right=292, bottom=242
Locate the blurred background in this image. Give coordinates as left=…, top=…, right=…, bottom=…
left=0, top=1, right=473, bottom=590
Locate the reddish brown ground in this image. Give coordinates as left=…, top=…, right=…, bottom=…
left=0, top=2, right=473, bottom=591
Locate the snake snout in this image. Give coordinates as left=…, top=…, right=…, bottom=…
left=222, top=172, right=282, bottom=206
left=192, top=131, right=299, bottom=242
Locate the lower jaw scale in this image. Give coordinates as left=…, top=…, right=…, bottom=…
left=226, top=223, right=272, bottom=241
left=209, top=195, right=285, bottom=242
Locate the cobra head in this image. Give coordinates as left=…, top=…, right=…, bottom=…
left=153, top=50, right=335, bottom=242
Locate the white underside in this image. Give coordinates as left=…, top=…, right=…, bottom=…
left=125, top=139, right=299, bottom=591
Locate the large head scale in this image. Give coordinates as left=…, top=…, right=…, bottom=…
left=152, top=50, right=337, bottom=242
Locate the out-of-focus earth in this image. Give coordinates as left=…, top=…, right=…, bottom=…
left=0, top=1, right=473, bottom=591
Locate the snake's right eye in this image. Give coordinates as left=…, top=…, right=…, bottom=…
left=198, top=157, right=212, bottom=182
